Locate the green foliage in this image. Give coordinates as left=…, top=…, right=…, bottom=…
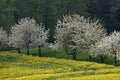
left=0, top=0, right=15, bottom=32
left=8, top=48, right=120, bottom=65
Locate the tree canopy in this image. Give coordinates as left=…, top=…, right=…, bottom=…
left=0, top=0, right=120, bottom=41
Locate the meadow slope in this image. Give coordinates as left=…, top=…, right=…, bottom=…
left=0, top=52, right=120, bottom=80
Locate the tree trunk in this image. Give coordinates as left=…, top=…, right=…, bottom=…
left=99, top=55, right=104, bottom=63
left=65, top=45, right=69, bottom=55
left=72, top=47, right=77, bottom=60
left=53, top=50, right=56, bottom=58
left=17, top=48, right=21, bottom=54
left=38, top=46, right=41, bottom=57
left=114, top=51, right=117, bottom=66
left=27, top=46, right=30, bottom=55
left=64, top=45, right=72, bottom=55
left=72, top=52, right=76, bottom=60
left=89, top=55, right=92, bottom=61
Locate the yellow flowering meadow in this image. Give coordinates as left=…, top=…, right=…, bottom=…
left=61, top=74, right=120, bottom=80
left=0, top=52, right=120, bottom=80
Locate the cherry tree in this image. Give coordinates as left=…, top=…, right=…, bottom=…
left=34, top=24, right=49, bottom=57
left=55, top=14, right=106, bottom=60
left=90, top=36, right=111, bottom=63
left=90, top=31, right=120, bottom=65
left=9, top=26, right=24, bottom=53
left=0, top=27, right=8, bottom=50
left=55, top=15, right=79, bottom=60
left=73, top=19, right=106, bottom=61
left=9, top=18, right=48, bottom=55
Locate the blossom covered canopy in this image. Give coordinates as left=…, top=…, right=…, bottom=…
left=55, top=14, right=106, bottom=51
left=90, top=31, right=120, bottom=60
left=9, top=18, right=48, bottom=49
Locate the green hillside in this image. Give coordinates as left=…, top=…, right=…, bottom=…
left=0, top=52, right=120, bottom=80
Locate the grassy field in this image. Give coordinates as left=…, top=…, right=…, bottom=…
left=8, top=48, right=120, bottom=65
left=0, top=52, right=120, bottom=80
left=8, top=48, right=90, bottom=61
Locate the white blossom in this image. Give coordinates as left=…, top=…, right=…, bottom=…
left=90, top=31, right=120, bottom=60
left=0, top=27, right=8, bottom=48
left=55, top=14, right=106, bottom=52
left=49, top=42, right=59, bottom=50
left=9, top=18, right=48, bottom=51
left=34, top=24, right=49, bottom=47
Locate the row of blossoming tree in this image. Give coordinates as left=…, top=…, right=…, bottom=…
left=0, top=14, right=120, bottom=65
left=0, top=18, right=48, bottom=57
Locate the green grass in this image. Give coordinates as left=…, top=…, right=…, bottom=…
left=0, top=52, right=120, bottom=80
left=8, top=47, right=120, bottom=66
left=8, top=48, right=89, bottom=60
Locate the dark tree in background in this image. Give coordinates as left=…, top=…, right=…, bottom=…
left=0, top=0, right=15, bottom=32
left=56, top=0, right=89, bottom=19
left=41, top=0, right=57, bottom=42
left=115, top=6, right=120, bottom=28
left=88, top=0, right=120, bottom=33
